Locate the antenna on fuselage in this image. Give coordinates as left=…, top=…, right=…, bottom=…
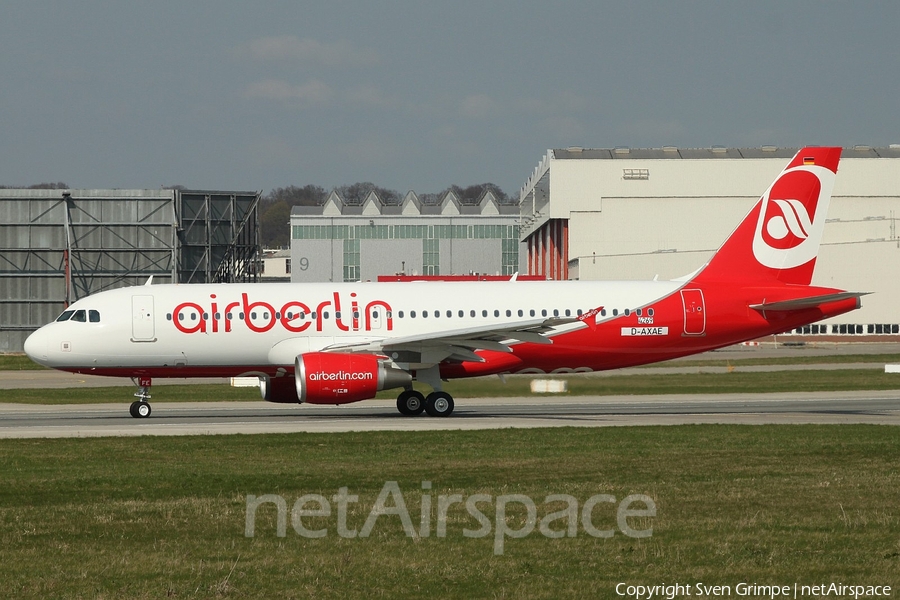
left=144, top=276, right=154, bottom=286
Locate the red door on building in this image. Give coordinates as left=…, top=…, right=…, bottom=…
left=681, top=289, right=706, bottom=336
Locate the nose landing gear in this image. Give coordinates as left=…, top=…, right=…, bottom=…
left=129, top=376, right=152, bottom=418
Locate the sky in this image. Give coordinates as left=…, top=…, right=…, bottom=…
left=1, top=1, right=898, bottom=198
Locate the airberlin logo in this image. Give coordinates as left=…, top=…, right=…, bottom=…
left=752, top=165, right=834, bottom=270
left=170, top=292, right=393, bottom=335
left=763, top=198, right=813, bottom=249
left=309, top=371, right=373, bottom=382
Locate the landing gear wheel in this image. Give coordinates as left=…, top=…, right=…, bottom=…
left=129, top=401, right=151, bottom=418
left=397, top=390, right=426, bottom=416
left=424, top=391, right=454, bottom=417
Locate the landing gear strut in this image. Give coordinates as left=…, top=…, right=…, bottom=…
left=395, top=365, right=455, bottom=417
left=130, top=376, right=152, bottom=418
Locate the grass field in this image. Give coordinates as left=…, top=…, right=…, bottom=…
left=2, top=352, right=899, bottom=597
left=1, top=426, right=898, bottom=598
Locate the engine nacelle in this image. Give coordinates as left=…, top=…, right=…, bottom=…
left=260, top=375, right=300, bottom=403
left=295, top=352, right=412, bottom=405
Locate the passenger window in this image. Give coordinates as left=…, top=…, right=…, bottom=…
left=89, top=310, right=100, bottom=323
left=423, top=311, right=429, bottom=318
left=56, top=310, right=75, bottom=322
left=482, top=310, right=488, bottom=317
left=553, top=309, right=559, bottom=317
left=457, top=310, right=463, bottom=318
left=470, top=310, right=475, bottom=317
left=541, top=309, right=547, bottom=317
left=601, top=309, right=607, bottom=317
left=398, top=311, right=404, bottom=318
left=518, top=309, right=523, bottom=317
left=530, top=309, right=535, bottom=317
left=410, top=311, right=416, bottom=318
left=648, top=308, right=655, bottom=317
left=624, top=308, right=630, bottom=316
left=72, top=310, right=86, bottom=322
left=447, top=310, right=453, bottom=318
left=433, top=311, right=439, bottom=318
left=612, top=309, right=619, bottom=316
left=494, top=310, right=500, bottom=317
left=565, top=309, right=571, bottom=317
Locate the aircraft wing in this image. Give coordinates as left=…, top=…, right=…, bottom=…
left=322, top=316, right=579, bottom=364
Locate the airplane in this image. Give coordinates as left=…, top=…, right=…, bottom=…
left=24, top=147, right=865, bottom=419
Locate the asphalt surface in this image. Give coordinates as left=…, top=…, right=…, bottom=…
left=1, top=391, right=899, bottom=438
left=1, top=342, right=898, bottom=438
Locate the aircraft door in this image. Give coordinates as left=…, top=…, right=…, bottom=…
left=680, top=289, right=706, bottom=336
left=132, top=295, right=156, bottom=341
left=367, top=305, right=383, bottom=330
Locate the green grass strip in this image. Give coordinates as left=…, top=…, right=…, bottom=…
left=0, top=426, right=898, bottom=598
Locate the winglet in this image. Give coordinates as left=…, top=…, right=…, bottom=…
left=578, top=306, right=604, bottom=331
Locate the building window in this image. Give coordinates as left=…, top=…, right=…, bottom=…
left=285, top=259, right=291, bottom=274
left=501, top=238, right=519, bottom=275
left=623, top=168, right=650, bottom=180
left=343, top=238, right=360, bottom=281
left=423, top=239, right=439, bottom=276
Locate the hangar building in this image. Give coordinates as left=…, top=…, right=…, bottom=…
left=0, top=188, right=260, bottom=352
left=519, top=146, right=900, bottom=335
left=290, top=190, right=524, bottom=282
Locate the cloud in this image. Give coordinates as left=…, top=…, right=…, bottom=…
left=244, top=79, right=333, bottom=106
left=239, top=36, right=378, bottom=68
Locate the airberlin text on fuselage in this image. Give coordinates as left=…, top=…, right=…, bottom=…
left=171, top=292, right=392, bottom=335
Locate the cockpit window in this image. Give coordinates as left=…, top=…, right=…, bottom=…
left=89, top=310, right=100, bottom=323
left=56, top=310, right=75, bottom=322
left=71, top=310, right=87, bottom=322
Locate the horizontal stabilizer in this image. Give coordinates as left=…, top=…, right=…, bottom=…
left=750, top=291, right=868, bottom=313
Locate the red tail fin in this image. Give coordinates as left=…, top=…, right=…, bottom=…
left=692, top=147, right=841, bottom=285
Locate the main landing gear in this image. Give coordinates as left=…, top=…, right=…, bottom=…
left=396, top=389, right=455, bottom=417
left=129, top=376, right=152, bottom=418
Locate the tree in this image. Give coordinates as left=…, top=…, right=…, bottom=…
left=334, top=182, right=400, bottom=205
left=260, top=201, right=292, bottom=248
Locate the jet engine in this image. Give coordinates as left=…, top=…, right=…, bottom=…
left=295, top=352, right=412, bottom=404
left=259, top=375, right=300, bottom=403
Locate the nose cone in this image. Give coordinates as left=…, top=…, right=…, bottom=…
left=23, top=327, right=49, bottom=366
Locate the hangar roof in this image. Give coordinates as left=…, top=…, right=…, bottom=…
left=552, top=145, right=900, bottom=160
